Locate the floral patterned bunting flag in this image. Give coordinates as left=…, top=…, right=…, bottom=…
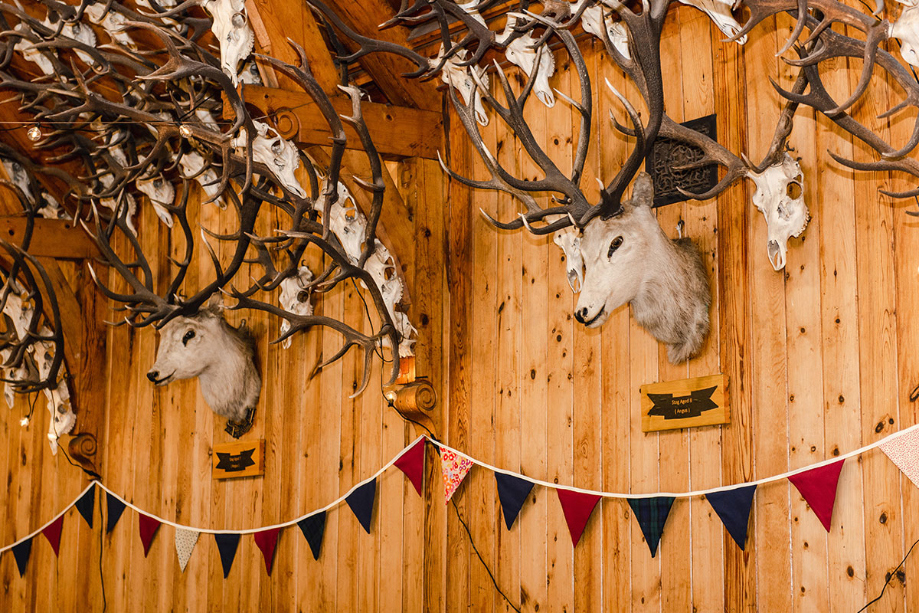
left=881, top=428, right=919, bottom=489
left=441, top=449, right=473, bottom=503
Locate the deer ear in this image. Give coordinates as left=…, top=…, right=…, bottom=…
left=206, top=293, right=225, bottom=314
left=628, top=172, right=655, bottom=209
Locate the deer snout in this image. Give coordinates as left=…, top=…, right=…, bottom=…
left=574, top=307, right=590, bottom=324
left=146, top=370, right=159, bottom=383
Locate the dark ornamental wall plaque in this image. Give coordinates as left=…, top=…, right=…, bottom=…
left=644, top=114, right=718, bottom=207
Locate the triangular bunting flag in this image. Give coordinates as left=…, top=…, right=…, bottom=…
left=214, top=533, right=241, bottom=578
left=75, top=486, right=95, bottom=529
left=628, top=497, right=675, bottom=557
left=706, top=486, right=757, bottom=550
left=881, top=428, right=919, bottom=489
left=556, top=488, right=601, bottom=547
left=105, top=493, right=126, bottom=534
left=346, top=479, right=377, bottom=534
left=395, top=438, right=426, bottom=496
left=788, top=459, right=845, bottom=532
left=11, top=539, right=31, bottom=577
left=138, top=514, right=161, bottom=557
left=41, top=515, right=64, bottom=556
left=254, top=528, right=280, bottom=575
left=297, top=512, right=326, bottom=560
left=495, top=472, right=534, bottom=530
left=174, top=528, right=199, bottom=573
left=441, top=449, right=473, bottom=503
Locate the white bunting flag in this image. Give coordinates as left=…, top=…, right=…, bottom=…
left=174, top=528, right=200, bottom=572
left=881, top=428, right=919, bottom=489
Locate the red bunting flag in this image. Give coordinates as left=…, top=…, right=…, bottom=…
left=788, top=459, right=845, bottom=532
left=253, top=528, right=281, bottom=575
left=556, top=488, right=602, bottom=547
left=41, top=515, right=64, bottom=556
left=394, top=438, right=426, bottom=496
left=138, top=514, right=161, bottom=557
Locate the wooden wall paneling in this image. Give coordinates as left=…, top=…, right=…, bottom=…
left=565, top=44, right=603, bottom=613
left=713, top=17, right=757, bottom=611
left=677, top=7, right=725, bottom=611
left=358, top=305, right=383, bottom=612
left=780, top=14, right=830, bottom=607
left=465, top=98, right=498, bottom=613
left=445, top=98, right=474, bottom=613
left=852, top=47, right=906, bottom=613
left=815, top=50, right=868, bottom=612
left=888, top=34, right=919, bottom=611
left=598, top=40, right=634, bottom=612
left=657, top=11, right=693, bottom=610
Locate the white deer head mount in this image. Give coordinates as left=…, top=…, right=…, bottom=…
left=146, top=298, right=261, bottom=438
left=890, top=0, right=919, bottom=69
left=201, top=0, right=254, bottom=85
left=747, top=153, right=809, bottom=271
left=499, top=14, right=557, bottom=107
left=234, top=120, right=305, bottom=198
left=437, top=47, right=490, bottom=126
left=573, top=173, right=711, bottom=363
left=135, top=173, right=176, bottom=227
left=278, top=265, right=314, bottom=349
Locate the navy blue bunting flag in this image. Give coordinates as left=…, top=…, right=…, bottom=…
left=346, top=479, right=377, bottom=534
left=214, top=533, right=241, bottom=578
left=297, top=512, right=326, bottom=560
left=495, top=472, right=534, bottom=530
left=105, top=493, right=126, bottom=534
left=12, top=538, right=32, bottom=577
left=75, top=486, right=95, bottom=529
left=628, top=497, right=675, bottom=557
left=706, top=485, right=757, bottom=550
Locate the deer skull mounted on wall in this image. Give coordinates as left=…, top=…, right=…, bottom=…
left=748, top=153, right=809, bottom=271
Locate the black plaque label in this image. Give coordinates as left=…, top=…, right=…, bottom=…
left=647, top=386, right=719, bottom=420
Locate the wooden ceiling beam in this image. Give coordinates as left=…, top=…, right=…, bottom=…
left=326, top=1, right=441, bottom=112
left=246, top=85, right=443, bottom=160
left=0, top=217, right=100, bottom=260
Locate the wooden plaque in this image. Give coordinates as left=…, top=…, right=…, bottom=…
left=640, top=374, right=729, bottom=432
left=212, top=439, right=265, bottom=480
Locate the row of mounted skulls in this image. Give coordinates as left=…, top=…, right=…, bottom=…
left=11, top=0, right=417, bottom=360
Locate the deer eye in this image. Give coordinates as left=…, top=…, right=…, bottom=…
left=182, top=330, right=195, bottom=346
left=608, top=236, right=623, bottom=258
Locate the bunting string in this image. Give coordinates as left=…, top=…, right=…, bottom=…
left=2, top=422, right=919, bottom=556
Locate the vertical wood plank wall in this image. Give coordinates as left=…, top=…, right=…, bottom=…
left=2, top=6, right=919, bottom=611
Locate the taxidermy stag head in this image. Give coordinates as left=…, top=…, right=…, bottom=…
left=575, top=173, right=711, bottom=363
left=147, top=297, right=261, bottom=438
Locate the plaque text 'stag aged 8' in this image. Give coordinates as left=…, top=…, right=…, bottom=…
left=640, top=374, right=729, bottom=432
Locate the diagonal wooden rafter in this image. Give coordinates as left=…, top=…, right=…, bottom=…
left=323, top=1, right=442, bottom=112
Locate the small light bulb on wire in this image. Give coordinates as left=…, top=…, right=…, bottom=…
left=179, top=124, right=192, bottom=138
left=27, top=125, right=42, bottom=142
left=19, top=416, right=29, bottom=427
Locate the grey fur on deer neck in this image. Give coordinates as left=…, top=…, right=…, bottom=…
left=197, top=322, right=260, bottom=422
left=630, top=233, right=711, bottom=364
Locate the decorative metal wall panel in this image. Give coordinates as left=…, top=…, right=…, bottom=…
left=645, top=114, right=719, bottom=207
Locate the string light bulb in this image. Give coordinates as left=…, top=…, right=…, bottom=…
left=27, top=125, right=42, bottom=142
left=19, top=416, right=29, bottom=426
left=179, top=124, right=192, bottom=138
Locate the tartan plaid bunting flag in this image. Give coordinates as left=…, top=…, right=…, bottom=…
left=788, top=459, right=845, bottom=532
left=75, top=486, right=95, bottom=529
left=254, top=528, right=281, bottom=575
left=556, top=488, right=601, bottom=547
left=138, top=514, right=161, bottom=557
left=41, top=515, right=64, bottom=556
left=214, top=533, right=241, bottom=578
left=629, top=497, right=675, bottom=557
left=706, top=485, right=757, bottom=550
left=495, top=472, right=534, bottom=530
left=394, top=438, right=426, bottom=496
left=881, top=428, right=919, bottom=489
left=11, top=538, right=31, bottom=577
left=105, top=493, right=126, bottom=533
left=297, top=512, right=326, bottom=560
left=346, top=479, right=377, bottom=534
